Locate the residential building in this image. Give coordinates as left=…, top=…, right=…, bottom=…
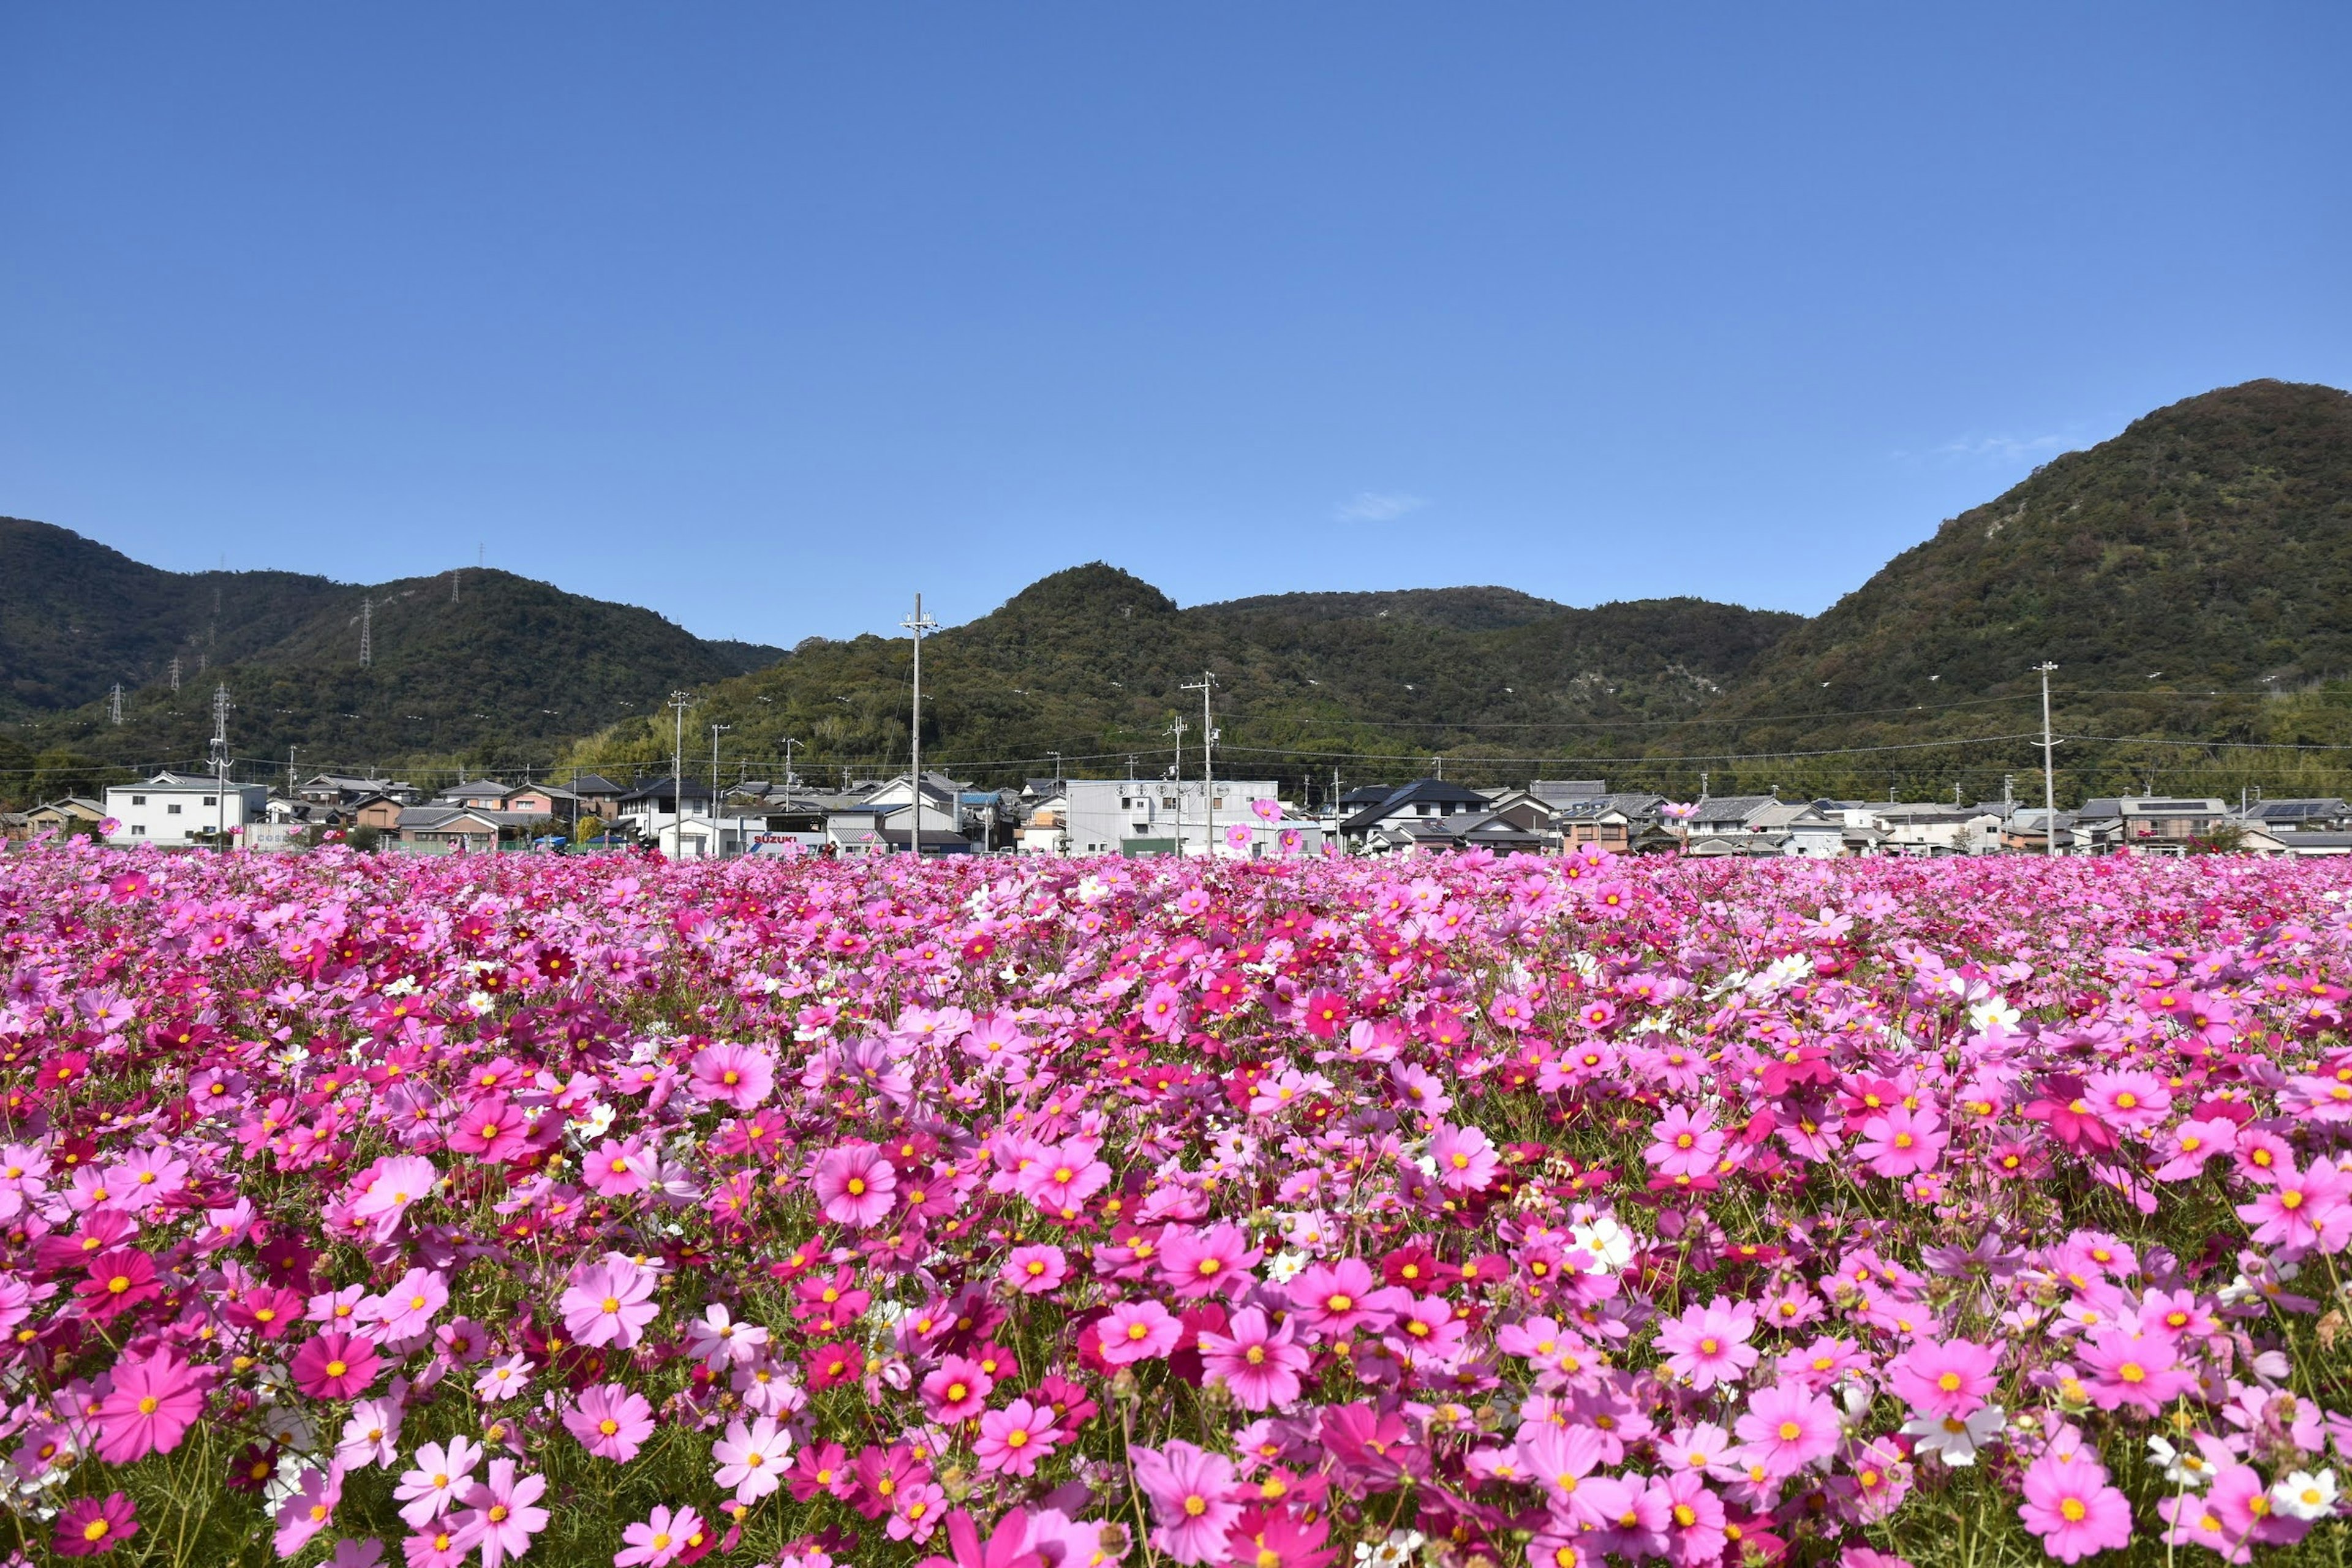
left=394, top=806, right=537, bottom=853
left=22, top=797, right=107, bottom=837
left=434, top=779, right=516, bottom=810
left=104, top=773, right=268, bottom=847
left=1337, top=780, right=1493, bottom=849
left=2245, top=797, right=2352, bottom=833
left=1553, top=792, right=1668, bottom=853
left=298, top=774, right=418, bottom=806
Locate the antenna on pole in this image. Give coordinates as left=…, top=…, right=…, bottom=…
left=360, top=598, right=374, bottom=667
left=902, top=593, right=938, bottom=859
left=108, top=684, right=124, bottom=725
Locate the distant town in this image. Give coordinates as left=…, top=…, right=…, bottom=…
left=7, top=766, right=2346, bottom=860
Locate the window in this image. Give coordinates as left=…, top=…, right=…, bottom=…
left=130, top=795, right=146, bottom=806
left=167, top=804, right=182, bottom=816
left=203, top=796, right=217, bottom=807
left=130, top=824, right=146, bottom=837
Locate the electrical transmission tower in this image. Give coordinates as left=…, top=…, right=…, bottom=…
left=108, top=684, right=124, bottom=725
left=360, top=598, right=374, bottom=667
left=168, top=655, right=182, bottom=693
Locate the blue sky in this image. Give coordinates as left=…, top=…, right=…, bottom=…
left=4, top=6, right=2348, bottom=646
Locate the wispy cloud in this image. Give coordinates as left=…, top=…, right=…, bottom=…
left=1334, top=491, right=1426, bottom=523
left=1929, top=432, right=2072, bottom=462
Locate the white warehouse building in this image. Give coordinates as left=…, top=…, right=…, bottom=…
left=1054, top=778, right=1324, bottom=858
left=103, top=772, right=268, bottom=848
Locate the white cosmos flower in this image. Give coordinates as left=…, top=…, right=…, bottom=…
left=1902, top=1406, right=2005, bottom=1467
left=2271, top=1469, right=2339, bottom=1521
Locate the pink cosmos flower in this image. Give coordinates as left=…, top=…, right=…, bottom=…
left=1656, top=1298, right=1759, bottom=1393
left=581, top=1137, right=649, bottom=1197
left=1855, top=1107, right=1949, bottom=1178
left=1158, top=1222, right=1262, bottom=1300
left=93, top=1347, right=205, bottom=1463
left=1732, top=1385, right=1839, bottom=1478
left=1886, top=1337, right=2001, bottom=1419
left=2076, top=1328, right=2195, bottom=1414
left=452, top=1458, right=548, bottom=1568
left=357, top=1267, right=448, bottom=1341
left=445, top=1096, right=530, bottom=1163
left=336, top=1396, right=404, bottom=1470
left=1428, top=1121, right=1501, bottom=1193
left=473, top=1354, right=533, bottom=1402
left=292, top=1332, right=381, bottom=1400
left=1015, top=1138, right=1110, bottom=1213
left=2235, top=1158, right=2352, bottom=1253
left=690, top=1042, right=775, bottom=1110
left=564, top=1383, right=656, bottom=1462
left=1286, top=1257, right=1408, bottom=1337
left=1644, top=1106, right=1724, bottom=1179
left=1000, top=1243, right=1068, bottom=1295
left=1131, top=1440, right=1241, bottom=1565
left=1096, top=1299, right=1182, bottom=1365
left=712, top=1415, right=792, bottom=1504
left=348, top=1155, right=438, bottom=1240
left=1196, top=1306, right=1309, bottom=1411
left=274, top=1464, right=344, bottom=1559
left=811, top=1143, right=898, bottom=1228
left=559, top=1255, right=660, bottom=1349
left=396, top=1437, right=482, bottom=1528
left=973, top=1398, right=1065, bottom=1477
left=2017, top=1451, right=2133, bottom=1562
left=616, top=1504, right=707, bottom=1568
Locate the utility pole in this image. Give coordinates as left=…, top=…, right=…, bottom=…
left=669, top=690, right=692, bottom=858
left=1699, top=769, right=1709, bottom=801
left=1180, top=673, right=1216, bottom=856
left=288, top=746, right=299, bottom=794
left=2037, top=662, right=2059, bottom=859
left=108, top=684, right=124, bottom=725
left=782, top=737, right=800, bottom=814
left=902, top=594, right=937, bottom=858
left=710, top=723, right=731, bottom=839
left=1047, top=750, right=1063, bottom=782
left=1434, top=755, right=1444, bottom=782
left=360, top=598, right=373, bottom=667
left=1165, top=718, right=1186, bottom=785
left=209, top=684, right=231, bottom=848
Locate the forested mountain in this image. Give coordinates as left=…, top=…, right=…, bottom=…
left=557, top=563, right=1800, bottom=796
left=0, top=519, right=780, bottom=796
left=10, top=377, right=2352, bottom=811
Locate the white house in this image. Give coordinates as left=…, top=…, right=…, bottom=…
left=104, top=772, right=267, bottom=848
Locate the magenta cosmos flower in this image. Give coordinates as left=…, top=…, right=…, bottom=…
left=291, top=1332, right=381, bottom=1400
left=810, top=1143, right=897, bottom=1227
left=1656, top=1298, right=1759, bottom=1393
left=54, top=1493, right=138, bottom=1557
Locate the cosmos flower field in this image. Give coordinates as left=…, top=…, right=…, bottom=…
left=1, top=840, right=2348, bottom=1568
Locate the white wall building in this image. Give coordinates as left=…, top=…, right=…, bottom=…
left=1060, top=778, right=1318, bottom=858
left=104, top=773, right=267, bottom=848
